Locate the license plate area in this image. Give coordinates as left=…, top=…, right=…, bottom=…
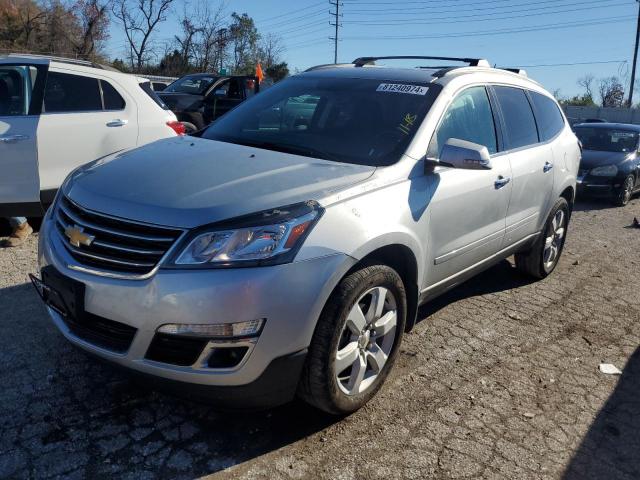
left=30, top=266, right=85, bottom=319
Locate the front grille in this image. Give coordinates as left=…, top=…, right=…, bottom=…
left=54, top=196, right=183, bottom=276
left=63, top=312, right=137, bottom=353
left=145, top=333, right=208, bottom=366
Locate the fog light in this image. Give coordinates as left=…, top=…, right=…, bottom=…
left=207, top=346, right=249, bottom=368
left=157, top=319, right=264, bottom=338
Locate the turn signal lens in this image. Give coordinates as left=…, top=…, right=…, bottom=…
left=157, top=319, right=264, bottom=338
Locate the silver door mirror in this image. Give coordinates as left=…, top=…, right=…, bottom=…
left=439, top=138, right=492, bottom=170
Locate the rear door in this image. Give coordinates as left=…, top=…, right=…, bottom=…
left=491, top=86, right=554, bottom=246
left=0, top=61, right=47, bottom=214
left=36, top=68, right=138, bottom=193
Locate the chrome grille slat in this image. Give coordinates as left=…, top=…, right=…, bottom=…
left=58, top=202, right=175, bottom=243
left=54, top=196, right=184, bottom=276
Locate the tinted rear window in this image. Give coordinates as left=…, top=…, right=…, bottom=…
left=44, top=71, right=102, bottom=112
left=140, top=81, right=168, bottom=109
left=530, top=91, right=564, bottom=141
left=493, top=86, right=539, bottom=149
left=101, top=80, right=125, bottom=110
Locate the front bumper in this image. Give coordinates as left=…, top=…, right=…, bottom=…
left=38, top=215, right=354, bottom=407
left=576, top=175, right=623, bottom=199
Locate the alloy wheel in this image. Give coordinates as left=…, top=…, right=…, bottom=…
left=334, top=286, right=398, bottom=395
left=543, top=209, right=566, bottom=270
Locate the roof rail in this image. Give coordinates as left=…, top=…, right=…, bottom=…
left=304, top=63, right=355, bottom=72
left=499, top=67, right=528, bottom=77
left=352, top=56, right=490, bottom=68
left=6, top=53, right=118, bottom=71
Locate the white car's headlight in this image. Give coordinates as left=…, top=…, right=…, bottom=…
left=169, top=202, right=322, bottom=267
left=590, top=164, right=618, bottom=177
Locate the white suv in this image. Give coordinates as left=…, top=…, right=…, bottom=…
left=0, top=54, right=182, bottom=217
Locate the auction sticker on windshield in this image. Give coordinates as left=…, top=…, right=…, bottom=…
left=376, top=83, right=428, bottom=95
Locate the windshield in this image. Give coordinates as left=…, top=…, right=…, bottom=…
left=165, top=75, right=217, bottom=94
left=574, top=127, right=639, bottom=153
left=201, top=76, right=434, bottom=166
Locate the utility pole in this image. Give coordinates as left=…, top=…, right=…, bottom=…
left=329, top=0, right=343, bottom=64
left=628, top=0, right=640, bottom=107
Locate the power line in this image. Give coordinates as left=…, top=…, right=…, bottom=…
left=329, top=0, right=343, bottom=63
left=259, top=8, right=327, bottom=29
left=511, top=60, right=628, bottom=68
left=255, top=2, right=325, bottom=23
left=342, top=16, right=634, bottom=40
left=343, top=0, right=630, bottom=26
left=343, top=0, right=627, bottom=22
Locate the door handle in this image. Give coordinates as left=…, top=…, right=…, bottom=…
left=0, top=134, right=29, bottom=144
left=494, top=176, right=511, bottom=189
left=543, top=162, right=554, bottom=173
left=106, top=119, right=128, bottom=127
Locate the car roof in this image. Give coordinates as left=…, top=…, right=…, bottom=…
left=299, top=63, right=543, bottom=91
left=573, top=122, right=640, bottom=131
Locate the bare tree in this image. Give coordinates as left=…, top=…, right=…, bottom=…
left=192, top=0, right=226, bottom=72
left=112, top=0, right=176, bottom=71
left=11, top=0, right=46, bottom=49
left=258, top=33, right=284, bottom=69
left=599, top=76, right=625, bottom=108
left=71, top=0, right=110, bottom=57
left=174, top=14, right=201, bottom=69
left=577, top=74, right=595, bottom=100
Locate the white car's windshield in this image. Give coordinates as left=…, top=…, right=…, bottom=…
left=202, top=76, right=436, bottom=166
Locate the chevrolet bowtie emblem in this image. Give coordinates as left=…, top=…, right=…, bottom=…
left=65, top=225, right=95, bottom=248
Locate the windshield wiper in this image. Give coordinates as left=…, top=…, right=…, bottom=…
left=230, top=139, right=340, bottom=162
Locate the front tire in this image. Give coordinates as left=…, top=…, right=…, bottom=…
left=615, top=175, right=635, bottom=207
left=515, top=198, right=570, bottom=279
left=298, top=264, right=406, bottom=415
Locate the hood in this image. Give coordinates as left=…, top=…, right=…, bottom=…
left=64, top=137, right=376, bottom=228
left=580, top=150, right=634, bottom=170
left=157, top=92, right=204, bottom=111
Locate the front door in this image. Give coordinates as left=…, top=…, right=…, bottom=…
left=0, top=62, right=47, bottom=215
left=425, top=86, right=512, bottom=287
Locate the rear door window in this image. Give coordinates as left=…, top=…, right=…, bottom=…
left=44, top=71, right=102, bottom=113
left=529, top=91, right=565, bottom=141
left=429, top=86, right=498, bottom=156
left=101, top=80, right=125, bottom=110
left=493, top=86, right=539, bottom=149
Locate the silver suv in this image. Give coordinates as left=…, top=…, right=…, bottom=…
left=34, top=56, right=580, bottom=414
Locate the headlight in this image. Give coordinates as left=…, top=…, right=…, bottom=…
left=170, top=201, right=322, bottom=267
left=590, top=164, right=618, bottom=177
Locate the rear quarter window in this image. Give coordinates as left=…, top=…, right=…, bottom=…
left=493, top=86, right=539, bottom=149
left=530, top=91, right=565, bottom=141
left=139, top=81, right=169, bottom=109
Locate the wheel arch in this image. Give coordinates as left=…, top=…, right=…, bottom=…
left=346, top=243, right=420, bottom=333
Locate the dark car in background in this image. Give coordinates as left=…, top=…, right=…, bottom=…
left=574, top=123, right=640, bottom=206
left=158, top=73, right=259, bottom=132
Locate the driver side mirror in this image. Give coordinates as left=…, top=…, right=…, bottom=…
left=427, top=138, right=492, bottom=170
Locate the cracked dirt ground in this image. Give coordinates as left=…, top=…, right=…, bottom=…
left=1, top=197, right=639, bottom=480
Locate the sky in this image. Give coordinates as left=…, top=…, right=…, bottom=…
left=105, top=0, right=640, bottom=98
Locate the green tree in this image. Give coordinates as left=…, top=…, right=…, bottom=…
left=229, top=12, right=259, bottom=74
left=266, top=62, right=289, bottom=83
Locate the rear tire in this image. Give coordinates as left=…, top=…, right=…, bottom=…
left=298, top=264, right=406, bottom=415
left=615, top=175, right=635, bottom=207
left=515, top=198, right=569, bottom=279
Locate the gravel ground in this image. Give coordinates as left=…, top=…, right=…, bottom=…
left=0, top=197, right=639, bottom=480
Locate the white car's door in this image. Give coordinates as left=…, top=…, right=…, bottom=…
left=36, top=68, right=138, bottom=193
left=0, top=62, right=47, bottom=215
